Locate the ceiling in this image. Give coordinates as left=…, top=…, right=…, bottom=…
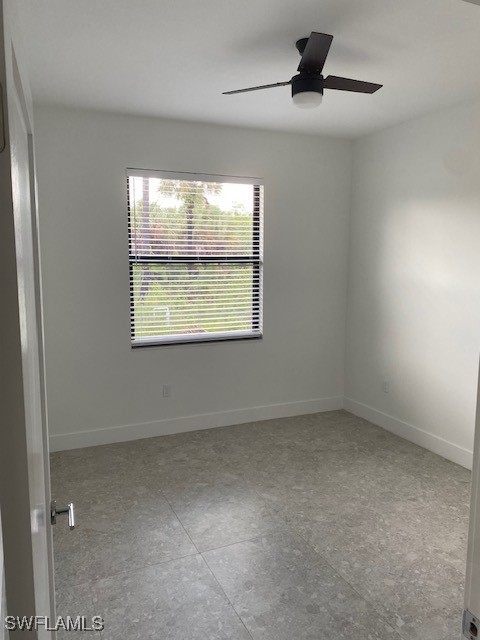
left=16, top=0, right=480, bottom=138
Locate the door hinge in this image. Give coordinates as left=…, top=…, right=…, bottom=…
left=0, top=82, right=5, bottom=153
left=463, top=609, right=479, bottom=639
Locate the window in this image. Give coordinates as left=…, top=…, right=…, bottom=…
left=127, top=169, right=264, bottom=346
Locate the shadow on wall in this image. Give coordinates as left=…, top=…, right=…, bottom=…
left=347, top=102, right=480, bottom=460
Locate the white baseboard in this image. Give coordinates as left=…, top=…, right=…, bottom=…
left=344, top=397, right=473, bottom=470
left=49, top=396, right=344, bottom=452
left=49, top=395, right=474, bottom=470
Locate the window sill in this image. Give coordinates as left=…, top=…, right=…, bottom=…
left=131, top=330, right=263, bottom=348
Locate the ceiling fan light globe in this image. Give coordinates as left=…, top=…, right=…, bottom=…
left=292, top=91, right=323, bottom=108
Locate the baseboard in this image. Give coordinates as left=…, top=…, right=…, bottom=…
left=49, top=395, right=474, bottom=469
left=344, top=397, right=473, bottom=470
left=49, top=396, right=344, bottom=452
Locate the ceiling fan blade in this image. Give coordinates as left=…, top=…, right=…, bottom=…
left=324, top=75, right=383, bottom=93
left=298, top=32, right=333, bottom=73
left=223, top=81, right=291, bottom=95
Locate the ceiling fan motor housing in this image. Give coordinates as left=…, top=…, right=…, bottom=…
left=291, top=73, right=324, bottom=98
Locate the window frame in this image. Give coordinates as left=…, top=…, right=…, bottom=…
left=127, top=168, right=264, bottom=348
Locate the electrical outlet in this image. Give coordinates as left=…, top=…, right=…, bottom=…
left=162, top=385, right=171, bottom=398
left=382, top=380, right=390, bottom=394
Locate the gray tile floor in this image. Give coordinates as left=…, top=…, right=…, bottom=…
left=51, top=410, right=470, bottom=639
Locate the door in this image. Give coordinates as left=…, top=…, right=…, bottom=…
left=0, top=1, right=55, bottom=635
left=465, top=362, right=480, bottom=638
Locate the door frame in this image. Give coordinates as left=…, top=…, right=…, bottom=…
left=465, top=361, right=480, bottom=635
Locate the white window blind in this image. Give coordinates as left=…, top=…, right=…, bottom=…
left=127, top=169, right=264, bottom=346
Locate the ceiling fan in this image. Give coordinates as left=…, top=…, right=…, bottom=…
left=223, top=32, right=382, bottom=109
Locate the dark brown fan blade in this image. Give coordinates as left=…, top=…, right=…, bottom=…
left=324, top=75, right=383, bottom=93
left=298, top=32, right=333, bottom=73
left=223, top=81, right=291, bottom=95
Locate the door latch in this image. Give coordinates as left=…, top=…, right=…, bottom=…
left=463, top=610, right=479, bottom=639
left=50, top=500, right=75, bottom=530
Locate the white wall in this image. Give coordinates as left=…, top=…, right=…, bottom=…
left=34, top=106, right=352, bottom=451
left=345, top=98, right=480, bottom=469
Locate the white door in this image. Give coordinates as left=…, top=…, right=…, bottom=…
left=465, top=363, right=480, bottom=639
left=0, top=1, right=55, bottom=635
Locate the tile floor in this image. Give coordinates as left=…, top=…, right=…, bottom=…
left=51, top=410, right=470, bottom=639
